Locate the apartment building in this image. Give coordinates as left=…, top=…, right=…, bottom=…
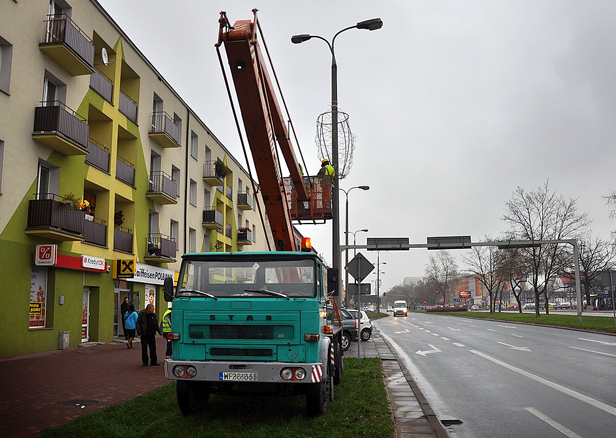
left=0, top=0, right=271, bottom=358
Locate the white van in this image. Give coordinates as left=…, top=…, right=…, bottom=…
left=393, top=300, right=408, bottom=317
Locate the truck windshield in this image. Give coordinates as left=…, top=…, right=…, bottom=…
left=176, top=258, right=317, bottom=298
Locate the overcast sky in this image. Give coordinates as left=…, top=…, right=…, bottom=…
left=98, top=0, right=616, bottom=293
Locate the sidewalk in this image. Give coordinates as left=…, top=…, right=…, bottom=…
left=0, top=331, right=448, bottom=438
left=347, top=329, right=448, bottom=438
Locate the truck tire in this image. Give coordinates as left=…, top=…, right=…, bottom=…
left=177, top=380, right=209, bottom=416
left=333, top=338, right=343, bottom=385
left=341, top=331, right=351, bottom=351
left=361, top=328, right=371, bottom=341
left=306, top=374, right=330, bottom=417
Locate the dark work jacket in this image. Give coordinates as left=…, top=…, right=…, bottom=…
left=136, top=310, right=162, bottom=337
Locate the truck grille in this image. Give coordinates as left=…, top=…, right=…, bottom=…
left=189, top=324, right=294, bottom=340
left=210, top=348, right=273, bottom=357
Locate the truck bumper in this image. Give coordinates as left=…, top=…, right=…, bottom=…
left=165, top=359, right=324, bottom=384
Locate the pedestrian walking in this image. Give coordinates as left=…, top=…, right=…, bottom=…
left=124, top=304, right=138, bottom=349
left=120, top=297, right=130, bottom=339
left=161, top=306, right=172, bottom=358
left=136, top=304, right=162, bottom=366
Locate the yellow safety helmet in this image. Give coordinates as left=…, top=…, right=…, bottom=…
left=321, top=158, right=329, bottom=164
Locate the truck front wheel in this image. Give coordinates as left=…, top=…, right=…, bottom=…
left=177, top=380, right=209, bottom=416
left=306, top=376, right=330, bottom=417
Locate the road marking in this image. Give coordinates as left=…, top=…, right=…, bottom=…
left=471, top=350, right=616, bottom=417
left=441, top=337, right=450, bottom=341
left=453, top=343, right=465, bottom=347
left=432, top=333, right=440, bottom=336
left=447, top=327, right=461, bottom=332
left=425, top=330, right=431, bottom=333
left=416, top=345, right=441, bottom=356
left=579, top=337, right=616, bottom=346
left=487, top=329, right=495, bottom=332
left=511, top=334, right=524, bottom=338
left=524, top=407, right=583, bottom=438
left=570, top=346, right=616, bottom=358
left=469, top=325, right=476, bottom=327
left=498, top=324, right=516, bottom=329
left=498, top=341, right=531, bottom=352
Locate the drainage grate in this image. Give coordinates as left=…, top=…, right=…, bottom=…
left=62, top=399, right=100, bottom=408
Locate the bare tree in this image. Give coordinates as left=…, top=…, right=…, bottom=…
left=497, top=247, right=531, bottom=313
left=462, top=237, right=505, bottom=314
left=425, top=251, right=459, bottom=306
left=563, top=233, right=616, bottom=307
left=502, top=181, right=590, bottom=316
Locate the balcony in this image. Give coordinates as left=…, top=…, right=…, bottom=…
left=116, top=155, right=135, bottom=187
left=39, top=14, right=94, bottom=76
left=114, top=226, right=133, bottom=253
left=203, top=161, right=225, bottom=186
left=83, top=217, right=107, bottom=247
left=202, top=209, right=223, bottom=230
left=90, top=68, right=113, bottom=103
left=144, top=233, right=177, bottom=263
left=85, top=138, right=110, bottom=173
left=225, top=224, right=232, bottom=239
left=237, top=228, right=253, bottom=245
left=119, top=90, right=138, bottom=124
left=226, top=185, right=233, bottom=202
left=26, top=194, right=85, bottom=241
left=147, top=171, right=177, bottom=205
left=237, top=192, right=253, bottom=210
left=32, top=101, right=89, bottom=155
left=149, top=112, right=181, bottom=148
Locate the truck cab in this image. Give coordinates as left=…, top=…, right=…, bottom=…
left=163, top=251, right=342, bottom=417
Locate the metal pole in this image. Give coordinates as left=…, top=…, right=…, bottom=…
left=331, top=54, right=342, bottom=309
left=572, top=240, right=583, bottom=324
left=357, top=258, right=361, bottom=365
left=610, top=271, right=616, bottom=327
left=344, top=192, right=349, bottom=307
left=376, top=252, right=380, bottom=313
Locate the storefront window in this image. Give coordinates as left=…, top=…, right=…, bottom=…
left=30, top=266, right=47, bottom=328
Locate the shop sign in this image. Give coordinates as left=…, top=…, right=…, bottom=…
left=82, top=255, right=106, bottom=271
left=114, top=259, right=136, bottom=279
left=30, top=302, right=42, bottom=315
left=128, top=263, right=174, bottom=285
left=35, top=244, right=57, bottom=266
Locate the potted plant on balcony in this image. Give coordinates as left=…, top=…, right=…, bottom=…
left=114, top=210, right=124, bottom=227
left=215, top=159, right=227, bottom=178
left=63, top=193, right=81, bottom=211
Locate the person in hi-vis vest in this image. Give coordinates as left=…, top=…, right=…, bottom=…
left=317, top=158, right=335, bottom=177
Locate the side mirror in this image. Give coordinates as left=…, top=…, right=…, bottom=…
left=327, top=268, right=339, bottom=296
left=163, top=277, right=174, bottom=302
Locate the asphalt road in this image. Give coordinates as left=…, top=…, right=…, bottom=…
left=375, top=313, right=616, bottom=438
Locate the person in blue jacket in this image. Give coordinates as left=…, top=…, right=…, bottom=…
left=124, top=304, right=138, bottom=349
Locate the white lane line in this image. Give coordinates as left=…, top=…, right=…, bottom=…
left=570, top=346, right=616, bottom=358
left=469, top=325, right=476, bottom=327
left=453, top=343, right=465, bottom=347
left=498, top=341, right=531, bottom=352
left=524, top=407, right=583, bottom=438
left=432, top=333, right=440, bottom=336
left=425, top=330, right=431, bottom=333
left=511, top=334, right=524, bottom=338
left=579, top=338, right=616, bottom=346
left=487, top=329, right=495, bottom=332
left=441, top=337, right=450, bottom=341
left=498, top=325, right=516, bottom=329
left=447, top=327, right=461, bottom=332
left=471, top=350, right=616, bottom=417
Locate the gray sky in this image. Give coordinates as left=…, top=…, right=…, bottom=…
left=98, top=0, right=616, bottom=293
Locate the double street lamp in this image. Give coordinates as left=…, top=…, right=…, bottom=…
left=292, top=19, right=383, bottom=304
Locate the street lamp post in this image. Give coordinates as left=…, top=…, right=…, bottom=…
left=340, top=186, right=369, bottom=305
left=377, top=254, right=386, bottom=313
left=292, top=19, right=383, bottom=306
left=345, top=228, right=368, bottom=307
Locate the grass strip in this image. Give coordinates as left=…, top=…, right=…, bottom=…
left=37, top=357, right=394, bottom=438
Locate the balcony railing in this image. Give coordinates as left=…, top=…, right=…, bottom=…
left=202, top=209, right=223, bottom=230
left=26, top=193, right=85, bottom=241
left=203, top=161, right=225, bottom=186
left=85, top=138, right=110, bottom=173
left=237, top=229, right=253, bottom=245
left=40, top=14, right=94, bottom=75
left=119, top=90, right=138, bottom=124
left=147, top=171, right=177, bottom=204
left=226, top=185, right=233, bottom=201
left=116, top=155, right=135, bottom=187
left=237, top=192, right=253, bottom=210
left=149, top=112, right=181, bottom=148
left=83, top=217, right=107, bottom=247
left=33, top=101, right=89, bottom=155
left=146, top=234, right=177, bottom=260
left=225, top=224, right=232, bottom=238
left=90, top=68, right=113, bottom=103
left=114, top=226, right=133, bottom=253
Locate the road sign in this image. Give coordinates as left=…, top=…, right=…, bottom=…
left=345, top=253, right=374, bottom=283
left=427, top=236, right=471, bottom=250
left=367, top=237, right=409, bottom=251
left=348, top=283, right=371, bottom=295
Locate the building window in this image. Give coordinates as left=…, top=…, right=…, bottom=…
left=30, top=266, right=48, bottom=328
left=204, top=188, right=210, bottom=207
left=189, top=179, right=197, bottom=206
left=189, top=228, right=196, bottom=253
left=170, top=220, right=179, bottom=252
left=190, top=131, right=198, bottom=159
left=171, top=166, right=180, bottom=198
left=252, top=223, right=256, bottom=242
left=42, top=71, right=66, bottom=105
left=174, top=113, right=182, bottom=143
left=0, top=36, right=13, bottom=95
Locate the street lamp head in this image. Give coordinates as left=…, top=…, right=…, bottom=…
left=356, top=18, right=383, bottom=31
left=359, top=185, right=370, bottom=190
left=291, top=34, right=312, bottom=44
left=359, top=229, right=368, bottom=233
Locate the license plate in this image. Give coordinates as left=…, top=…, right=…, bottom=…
left=219, top=372, right=258, bottom=382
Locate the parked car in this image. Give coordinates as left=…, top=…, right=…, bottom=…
left=470, top=304, right=480, bottom=311
left=326, top=306, right=357, bottom=351
left=523, top=303, right=535, bottom=310
left=347, top=309, right=372, bottom=341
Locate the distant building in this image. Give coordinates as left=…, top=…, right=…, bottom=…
left=403, top=276, right=421, bottom=286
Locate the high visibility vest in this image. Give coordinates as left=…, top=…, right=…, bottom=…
left=324, top=165, right=335, bottom=177
left=162, top=309, right=172, bottom=333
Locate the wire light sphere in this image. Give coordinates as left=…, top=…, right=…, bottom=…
left=315, top=108, right=356, bottom=180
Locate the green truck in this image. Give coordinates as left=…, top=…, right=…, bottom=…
left=163, top=250, right=343, bottom=417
